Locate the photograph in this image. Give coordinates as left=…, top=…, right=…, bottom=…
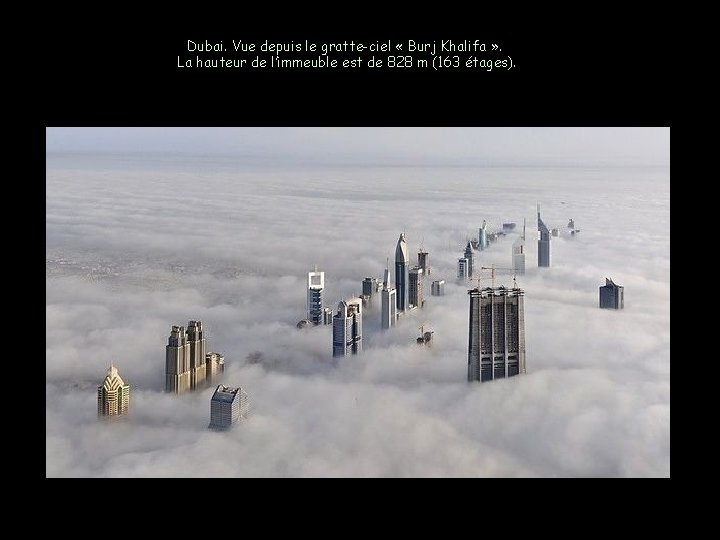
left=46, top=127, right=669, bottom=477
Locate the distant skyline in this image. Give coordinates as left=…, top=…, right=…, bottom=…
left=46, top=127, right=669, bottom=166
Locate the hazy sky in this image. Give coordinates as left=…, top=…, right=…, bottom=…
left=45, top=127, right=669, bottom=166
left=46, top=131, right=670, bottom=477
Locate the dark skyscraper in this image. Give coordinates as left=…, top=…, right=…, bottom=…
left=537, top=204, right=551, bottom=267
left=464, top=241, right=474, bottom=278
left=468, top=285, right=526, bottom=382
left=409, top=267, right=424, bottom=309
left=417, top=249, right=430, bottom=276
left=395, top=233, right=410, bottom=312
left=599, top=278, right=624, bottom=309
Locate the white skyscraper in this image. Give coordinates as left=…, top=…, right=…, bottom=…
left=307, top=267, right=325, bottom=325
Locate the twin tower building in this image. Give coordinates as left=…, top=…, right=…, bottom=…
left=165, top=321, right=225, bottom=394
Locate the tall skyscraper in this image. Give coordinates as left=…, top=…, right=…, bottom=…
left=431, top=280, right=445, bottom=296
left=467, top=285, right=526, bottom=382
left=98, top=364, right=130, bottom=417
left=409, top=266, right=424, bottom=308
left=206, top=352, right=225, bottom=380
left=307, top=267, right=325, bottom=325
left=208, top=385, right=249, bottom=430
left=458, top=258, right=469, bottom=280
left=187, top=320, right=207, bottom=389
left=166, top=322, right=221, bottom=393
left=332, top=298, right=363, bottom=357
left=464, top=241, right=474, bottom=277
left=512, top=218, right=526, bottom=275
left=537, top=204, right=551, bottom=267
left=381, top=263, right=396, bottom=329
left=418, top=249, right=430, bottom=276
left=395, top=233, right=410, bottom=312
left=166, top=325, right=190, bottom=394
left=478, top=221, right=488, bottom=250
left=599, top=278, right=624, bottom=309
left=322, top=307, right=334, bottom=325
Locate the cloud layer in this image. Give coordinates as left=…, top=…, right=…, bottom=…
left=46, top=135, right=669, bottom=477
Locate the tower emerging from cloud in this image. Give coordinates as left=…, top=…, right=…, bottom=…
left=381, top=264, right=397, bottom=329
left=478, top=220, right=488, bottom=250
left=512, top=218, right=526, bottom=275
left=166, top=325, right=191, bottom=394
left=395, top=233, right=410, bottom=312
left=208, top=385, right=249, bottom=430
left=467, top=285, right=526, bottom=382
left=307, top=267, right=325, bottom=325
left=417, top=249, right=430, bottom=275
left=98, top=364, right=130, bottom=417
left=332, top=298, right=363, bottom=357
left=464, top=241, right=474, bottom=277
left=537, top=204, right=551, bottom=267
left=166, top=321, right=221, bottom=394
left=409, top=267, right=424, bottom=309
left=187, top=321, right=207, bottom=389
left=599, top=278, right=624, bottom=309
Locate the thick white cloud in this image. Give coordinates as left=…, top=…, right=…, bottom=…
left=46, top=129, right=669, bottom=477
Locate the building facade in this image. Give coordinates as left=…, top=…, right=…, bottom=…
left=418, top=250, right=430, bottom=276
left=165, top=325, right=191, bottom=394
left=362, top=276, right=380, bottom=297
left=478, top=221, right=488, bottom=250
left=537, top=205, right=551, bottom=267
left=599, top=278, right=624, bottom=309
left=464, top=241, right=474, bottom=277
left=98, top=365, right=130, bottom=417
left=166, top=321, right=222, bottom=394
left=467, top=286, right=526, bottom=382
left=512, top=219, right=526, bottom=275
left=381, top=285, right=397, bottom=329
left=458, top=258, right=469, bottom=280
left=208, top=385, right=249, bottom=430
left=395, top=233, right=410, bottom=312
left=332, top=298, right=363, bottom=356
left=307, top=268, right=325, bottom=325
left=409, top=266, right=424, bottom=309
left=431, top=280, right=445, bottom=296
left=186, top=320, right=207, bottom=390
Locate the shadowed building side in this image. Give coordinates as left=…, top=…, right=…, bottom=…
left=395, top=233, right=410, bottom=312
left=537, top=204, right=551, bottom=267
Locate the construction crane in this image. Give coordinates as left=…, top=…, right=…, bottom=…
left=476, top=264, right=519, bottom=289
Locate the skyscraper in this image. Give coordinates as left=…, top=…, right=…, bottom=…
left=512, top=218, right=526, bottom=275
left=332, top=298, right=363, bottom=357
left=409, top=266, right=424, bottom=308
left=166, top=325, right=190, bottom=394
left=478, top=221, right=488, bottom=250
left=395, top=233, right=410, bottom=312
left=206, top=352, right=225, bottom=380
left=98, top=364, right=130, bottom=417
left=307, top=267, right=325, bottom=325
left=599, top=278, right=624, bottom=309
left=418, top=249, right=430, bottom=276
left=464, top=241, right=474, bottom=277
left=322, top=307, right=334, bottom=325
left=187, top=320, right=207, bottom=389
left=467, top=285, right=526, bottom=382
left=537, top=204, right=551, bottom=267
left=381, top=263, right=397, bottom=329
left=208, top=385, right=249, bottom=430
left=458, top=258, right=469, bottom=280
left=431, top=280, right=445, bottom=296
left=362, top=277, right=380, bottom=297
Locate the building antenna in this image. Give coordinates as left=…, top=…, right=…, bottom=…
left=314, top=263, right=318, bottom=272
left=523, top=218, right=526, bottom=241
